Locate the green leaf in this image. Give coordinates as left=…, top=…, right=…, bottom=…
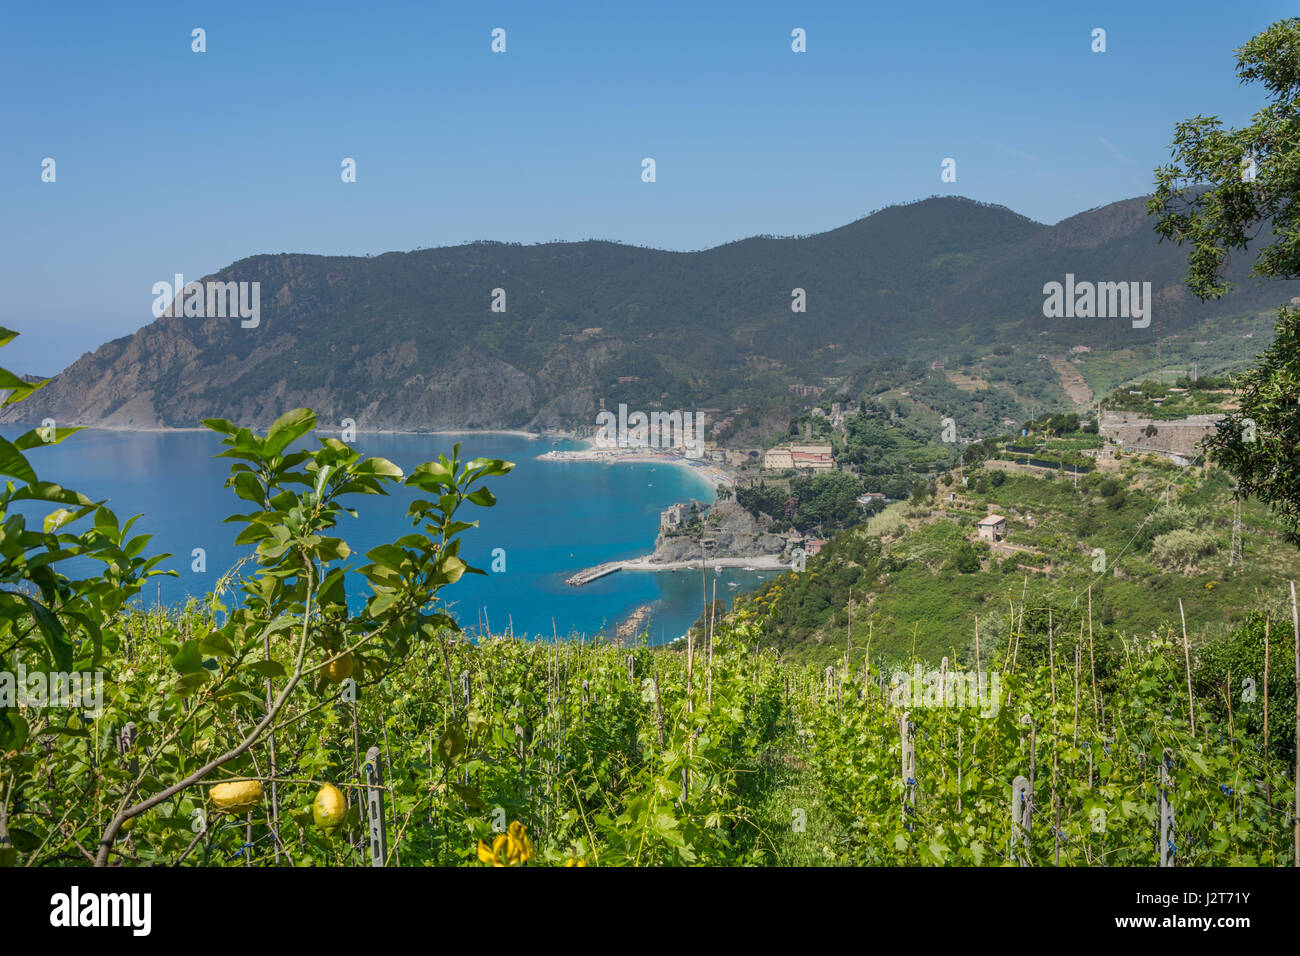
left=264, top=408, right=316, bottom=457
left=232, top=471, right=264, bottom=504
left=465, top=487, right=497, bottom=507
left=467, top=706, right=490, bottom=737
left=441, top=555, right=466, bottom=583
left=314, top=537, right=351, bottom=562
left=464, top=458, right=515, bottom=479
left=198, top=630, right=236, bottom=657
left=0, top=437, right=37, bottom=484
left=450, top=782, right=487, bottom=811
left=366, top=544, right=410, bottom=571
left=12, top=426, right=81, bottom=450
left=11, top=482, right=96, bottom=507
left=437, top=725, right=466, bottom=766
left=355, top=457, right=403, bottom=479
left=1, top=711, right=29, bottom=750
left=171, top=640, right=203, bottom=675
left=18, top=594, right=71, bottom=672
left=409, top=461, right=454, bottom=486
left=244, top=660, right=286, bottom=679
left=1185, top=751, right=1211, bottom=776
left=0, top=379, right=48, bottom=406
left=201, top=418, right=239, bottom=436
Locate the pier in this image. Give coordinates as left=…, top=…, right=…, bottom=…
left=566, top=554, right=788, bottom=587
left=565, top=561, right=624, bottom=586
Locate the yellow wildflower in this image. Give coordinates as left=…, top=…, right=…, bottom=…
left=477, top=821, right=534, bottom=866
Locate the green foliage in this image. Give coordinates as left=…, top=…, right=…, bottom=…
left=799, top=636, right=1292, bottom=865
left=0, top=359, right=514, bottom=865
left=952, top=541, right=982, bottom=574
left=0, top=328, right=173, bottom=745
left=1150, top=19, right=1300, bottom=547
left=1150, top=529, right=1219, bottom=571
left=1204, top=306, right=1300, bottom=546
left=1149, top=18, right=1300, bottom=298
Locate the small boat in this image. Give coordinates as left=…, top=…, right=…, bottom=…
left=742, top=566, right=756, bottom=572
left=727, top=581, right=740, bottom=588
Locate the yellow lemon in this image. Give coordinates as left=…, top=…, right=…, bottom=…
left=323, top=653, right=354, bottom=683
left=209, top=780, right=264, bottom=813
left=312, top=783, right=346, bottom=828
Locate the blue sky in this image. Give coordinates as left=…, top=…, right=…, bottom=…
left=1, top=0, right=1290, bottom=373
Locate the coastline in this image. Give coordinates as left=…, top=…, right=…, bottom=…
left=537, top=445, right=733, bottom=491
left=1, top=421, right=570, bottom=441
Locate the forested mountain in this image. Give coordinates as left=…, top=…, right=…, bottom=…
left=7, top=195, right=1288, bottom=432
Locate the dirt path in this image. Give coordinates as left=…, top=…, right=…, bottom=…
left=1047, top=356, right=1094, bottom=407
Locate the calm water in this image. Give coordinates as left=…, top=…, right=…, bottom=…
left=7, top=429, right=769, bottom=644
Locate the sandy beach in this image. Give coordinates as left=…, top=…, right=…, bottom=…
left=537, top=445, right=733, bottom=489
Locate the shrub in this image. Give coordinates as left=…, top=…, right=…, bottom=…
left=1150, top=529, right=1219, bottom=570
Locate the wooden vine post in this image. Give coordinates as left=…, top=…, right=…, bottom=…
left=1011, top=775, right=1032, bottom=866
left=1292, top=581, right=1299, bottom=868
left=685, top=630, right=694, bottom=802
left=649, top=676, right=665, bottom=751
left=1158, top=748, right=1174, bottom=867
left=1087, top=585, right=1098, bottom=719
left=900, top=713, right=915, bottom=831
left=1179, top=599, right=1194, bottom=734
left=1264, top=616, right=1271, bottom=809
left=363, top=745, right=388, bottom=867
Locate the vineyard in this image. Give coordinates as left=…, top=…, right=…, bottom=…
left=0, top=332, right=1297, bottom=868
left=4, top=598, right=1297, bottom=867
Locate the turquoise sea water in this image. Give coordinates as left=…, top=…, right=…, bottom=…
left=6, top=429, right=769, bottom=644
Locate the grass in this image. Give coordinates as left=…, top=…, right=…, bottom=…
left=746, top=457, right=1300, bottom=667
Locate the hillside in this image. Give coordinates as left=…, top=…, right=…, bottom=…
left=735, top=454, right=1299, bottom=666
left=4, top=195, right=1289, bottom=433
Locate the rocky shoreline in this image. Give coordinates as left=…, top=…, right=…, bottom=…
left=566, top=499, right=793, bottom=587
left=615, top=604, right=655, bottom=642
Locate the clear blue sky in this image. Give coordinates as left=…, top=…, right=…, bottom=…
left=1, top=0, right=1290, bottom=373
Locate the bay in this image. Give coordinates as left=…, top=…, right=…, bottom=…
left=6, top=428, right=769, bottom=644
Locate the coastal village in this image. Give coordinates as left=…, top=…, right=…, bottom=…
left=545, top=367, right=1237, bottom=633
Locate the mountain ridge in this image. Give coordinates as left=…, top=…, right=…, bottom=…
left=6, top=194, right=1289, bottom=434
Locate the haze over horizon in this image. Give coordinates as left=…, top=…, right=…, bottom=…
left=3, top=0, right=1290, bottom=373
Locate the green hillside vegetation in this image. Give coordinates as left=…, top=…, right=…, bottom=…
left=1073, top=309, right=1280, bottom=400
left=1103, top=376, right=1236, bottom=419
left=735, top=457, right=1297, bottom=669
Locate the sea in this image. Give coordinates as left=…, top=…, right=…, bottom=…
left=4, top=428, right=771, bottom=644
